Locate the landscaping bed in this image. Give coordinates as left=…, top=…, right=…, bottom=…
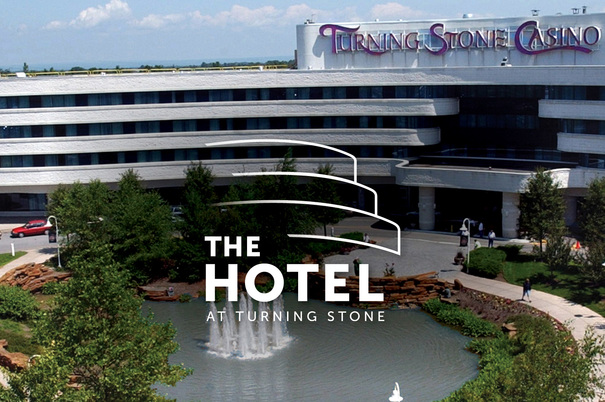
left=453, top=287, right=564, bottom=330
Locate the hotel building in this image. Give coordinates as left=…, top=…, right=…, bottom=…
left=2, top=11, right=605, bottom=237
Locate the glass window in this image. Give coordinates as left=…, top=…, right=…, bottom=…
left=66, top=155, right=79, bottom=165
left=175, top=150, right=186, bottom=160
left=246, top=89, right=259, bottom=101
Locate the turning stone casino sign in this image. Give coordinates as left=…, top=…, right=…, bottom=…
left=319, top=20, right=601, bottom=56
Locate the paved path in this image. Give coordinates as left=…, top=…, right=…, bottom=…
left=0, top=248, right=54, bottom=277
left=325, top=217, right=605, bottom=399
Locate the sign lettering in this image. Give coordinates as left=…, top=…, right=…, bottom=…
left=319, top=20, right=601, bottom=56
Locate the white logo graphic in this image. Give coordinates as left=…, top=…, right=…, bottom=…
left=206, top=139, right=402, bottom=255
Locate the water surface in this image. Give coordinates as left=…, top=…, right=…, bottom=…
left=148, top=294, right=478, bottom=402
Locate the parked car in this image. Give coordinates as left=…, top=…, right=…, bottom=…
left=11, top=219, right=52, bottom=238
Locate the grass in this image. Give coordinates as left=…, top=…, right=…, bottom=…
left=503, top=260, right=605, bottom=317
left=0, top=251, right=26, bottom=267
left=0, top=319, right=42, bottom=356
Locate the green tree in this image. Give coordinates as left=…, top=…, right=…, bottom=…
left=249, top=149, right=315, bottom=264
left=543, top=227, right=573, bottom=278
left=580, top=177, right=605, bottom=245
left=306, top=163, right=345, bottom=236
left=576, top=240, right=605, bottom=285
left=46, top=180, right=113, bottom=251
left=444, top=315, right=605, bottom=401
left=47, top=171, right=173, bottom=282
left=6, top=244, right=190, bottom=401
left=519, top=168, right=566, bottom=254
left=179, top=163, right=218, bottom=243
left=175, top=163, right=220, bottom=281
left=109, top=170, right=174, bottom=282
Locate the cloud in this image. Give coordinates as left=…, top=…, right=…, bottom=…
left=44, top=20, right=67, bottom=30
left=370, top=3, right=427, bottom=21
left=69, top=0, right=132, bottom=28
left=131, top=13, right=185, bottom=29
left=145, top=4, right=322, bottom=29
left=208, top=5, right=283, bottom=27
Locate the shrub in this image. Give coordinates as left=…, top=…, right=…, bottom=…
left=305, top=241, right=342, bottom=256
left=41, top=281, right=64, bottom=295
left=422, top=299, right=499, bottom=338
left=467, top=247, right=507, bottom=278
left=0, top=285, right=39, bottom=321
left=339, top=232, right=364, bottom=242
left=443, top=315, right=604, bottom=401
left=496, top=244, right=523, bottom=261
left=178, top=293, right=192, bottom=303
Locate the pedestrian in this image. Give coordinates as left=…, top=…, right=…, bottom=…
left=474, top=239, right=482, bottom=249
left=522, top=278, right=531, bottom=302
left=488, top=229, right=496, bottom=248
left=478, top=222, right=484, bottom=238
left=363, top=233, right=370, bottom=243
left=353, top=257, right=361, bottom=276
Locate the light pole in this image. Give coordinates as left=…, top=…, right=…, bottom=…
left=47, top=215, right=61, bottom=268
left=460, top=218, right=470, bottom=271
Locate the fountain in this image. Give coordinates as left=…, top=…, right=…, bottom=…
left=207, top=293, right=290, bottom=358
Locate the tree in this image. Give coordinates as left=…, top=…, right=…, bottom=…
left=109, top=170, right=174, bottom=282
left=446, top=315, right=605, bottom=401
left=519, top=168, right=566, bottom=254
left=46, top=180, right=113, bottom=252
left=576, top=241, right=605, bottom=286
left=248, top=149, right=315, bottom=264
left=543, top=226, right=573, bottom=279
left=580, top=177, right=605, bottom=245
left=47, top=171, right=174, bottom=282
left=179, top=163, right=218, bottom=243
left=5, top=244, right=190, bottom=401
left=175, top=163, right=220, bottom=281
left=306, top=163, right=345, bottom=236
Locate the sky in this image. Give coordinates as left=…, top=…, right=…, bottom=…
left=2, top=0, right=604, bottom=70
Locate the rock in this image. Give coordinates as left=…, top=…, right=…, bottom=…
left=0, top=341, right=28, bottom=371
left=0, top=263, right=71, bottom=293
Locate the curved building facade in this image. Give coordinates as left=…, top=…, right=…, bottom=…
left=2, top=12, right=605, bottom=236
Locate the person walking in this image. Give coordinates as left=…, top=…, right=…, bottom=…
left=353, top=257, right=361, bottom=276
left=488, top=229, right=496, bottom=248
left=522, top=278, right=531, bottom=302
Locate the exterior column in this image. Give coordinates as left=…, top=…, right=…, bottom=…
left=357, top=188, right=366, bottom=211
left=564, top=195, right=577, bottom=227
left=501, top=192, right=520, bottom=238
left=418, top=187, right=435, bottom=230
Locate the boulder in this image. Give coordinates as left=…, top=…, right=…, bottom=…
left=0, top=340, right=28, bottom=371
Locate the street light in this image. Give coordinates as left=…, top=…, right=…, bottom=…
left=47, top=215, right=61, bottom=268
left=460, top=218, right=471, bottom=271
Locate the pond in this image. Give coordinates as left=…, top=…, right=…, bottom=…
left=147, top=294, right=478, bottom=402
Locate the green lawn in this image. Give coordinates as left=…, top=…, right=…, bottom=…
left=503, top=260, right=605, bottom=317
left=0, top=251, right=26, bottom=267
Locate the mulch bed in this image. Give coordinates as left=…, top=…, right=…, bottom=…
left=454, top=287, right=565, bottom=331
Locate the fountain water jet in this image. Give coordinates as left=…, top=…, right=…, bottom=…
left=207, top=293, right=290, bottom=358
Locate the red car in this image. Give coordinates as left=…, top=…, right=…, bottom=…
left=11, top=219, right=53, bottom=238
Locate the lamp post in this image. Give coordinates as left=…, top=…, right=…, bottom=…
left=460, top=218, right=470, bottom=271
left=47, top=215, right=61, bottom=268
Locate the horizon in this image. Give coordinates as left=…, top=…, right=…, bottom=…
left=4, top=55, right=295, bottom=73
